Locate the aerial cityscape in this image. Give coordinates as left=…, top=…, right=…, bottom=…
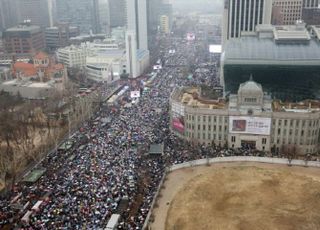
left=0, top=0, right=320, bottom=229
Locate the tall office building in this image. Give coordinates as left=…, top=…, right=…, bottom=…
left=3, top=23, right=45, bottom=56
left=0, top=0, right=18, bottom=32
left=222, top=0, right=272, bottom=44
left=272, top=0, right=303, bottom=25
left=303, top=0, right=319, bottom=8
left=126, top=31, right=138, bottom=78
left=147, top=0, right=162, bottom=34
left=126, top=0, right=149, bottom=78
left=55, top=0, right=100, bottom=34
left=126, top=0, right=148, bottom=51
left=98, top=0, right=110, bottom=34
left=16, top=0, right=51, bottom=28
left=271, top=0, right=320, bottom=25
left=109, top=0, right=127, bottom=28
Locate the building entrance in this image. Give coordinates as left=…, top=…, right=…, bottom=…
left=241, top=140, right=256, bottom=149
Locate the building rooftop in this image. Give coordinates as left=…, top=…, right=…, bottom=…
left=273, top=100, right=320, bottom=113
left=238, top=80, right=263, bottom=93
left=5, top=24, right=42, bottom=33
left=172, top=87, right=226, bottom=110
left=223, top=24, right=320, bottom=66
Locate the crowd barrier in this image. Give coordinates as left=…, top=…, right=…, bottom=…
left=142, top=156, right=320, bottom=229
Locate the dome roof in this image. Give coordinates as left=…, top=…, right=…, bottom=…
left=238, top=80, right=263, bottom=93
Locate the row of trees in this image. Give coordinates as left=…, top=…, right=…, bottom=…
left=0, top=81, right=101, bottom=192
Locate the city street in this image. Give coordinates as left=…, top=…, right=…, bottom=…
left=0, top=34, right=285, bottom=229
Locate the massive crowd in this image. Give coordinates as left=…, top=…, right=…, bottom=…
left=0, top=36, right=313, bottom=230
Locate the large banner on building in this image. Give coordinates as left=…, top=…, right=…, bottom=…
left=171, top=102, right=185, bottom=133
left=229, top=116, right=271, bottom=135
left=172, top=118, right=185, bottom=133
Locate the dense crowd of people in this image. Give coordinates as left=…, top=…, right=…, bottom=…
left=0, top=36, right=316, bottom=230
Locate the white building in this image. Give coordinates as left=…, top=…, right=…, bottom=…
left=222, top=0, right=272, bottom=46
left=126, top=30, right=138, bottom=78
left=126, top=0, right=148, bottom=51
left=86, top=49, right=126, bottom=83
left=125, top=0, right=149, bottom=78
left=56, top=45, right=88, bottom=68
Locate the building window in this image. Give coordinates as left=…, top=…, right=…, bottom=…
left=262, top=138, right=267, bottom=144
left=244, top=98, right=257, bottom=103
left=231, top=136, right=236, bottom=142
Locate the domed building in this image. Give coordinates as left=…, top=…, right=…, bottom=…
left=170, top=79, right=320, bottom=155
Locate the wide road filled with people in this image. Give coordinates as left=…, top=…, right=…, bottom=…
left=0, top=35, right=292, bottom=229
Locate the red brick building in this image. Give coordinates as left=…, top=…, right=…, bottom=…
left=2, top=23, right=45, bottom=56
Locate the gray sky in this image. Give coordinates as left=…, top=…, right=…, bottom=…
left=170, top=0, right=223, bottom=14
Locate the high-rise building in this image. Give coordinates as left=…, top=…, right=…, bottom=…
left=303, top=0, right=319, bottom=8
left=109, top=0, right=127, bottom=28
left=45, top=23, right=80, bottom=50
left=3, top=23, right=45, bottom=56
left=160, top=15, right=170, bottom=34
left=0, top=0, right=18, bottom=32
left=126, top=0, right=148, bottom=51
left=98, top=0, right=111, bottom=34
left=302, top=0, right=320, bottom=25
left=126, top=31, right=138, bottom=78
left=126, top=0, right=149, bottom=78
left=55, top=0, right=101, bottom=34
left=302, top=7, right=320, bottom=24
left=16, top=0, right=51, bottom=28
left=147, top=0, right=162, bottom=34
left=272, top=0, right=303, bottom=25
left=222, top=0, right=272, bottom=44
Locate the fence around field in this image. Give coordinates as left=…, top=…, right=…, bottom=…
left=142, top=156, right=320, bottom=229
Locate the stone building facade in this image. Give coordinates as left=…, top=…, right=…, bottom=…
left=170, top=80, right=320, bottom=155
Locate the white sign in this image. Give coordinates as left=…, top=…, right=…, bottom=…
left=229, top=116, right=271, bottom=135
left=153, top=65, right=162, bottom=70
left=172, top=101, right=185, bottom=117
left=130, top=91, right=140, bottom=98
left=209, top=45, right=222, bottom=54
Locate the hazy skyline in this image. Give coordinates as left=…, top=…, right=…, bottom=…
left=171, top=0, right=223, bottom=13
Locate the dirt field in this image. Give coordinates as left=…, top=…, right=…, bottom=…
left=150, top=163, right=320, bottom=230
